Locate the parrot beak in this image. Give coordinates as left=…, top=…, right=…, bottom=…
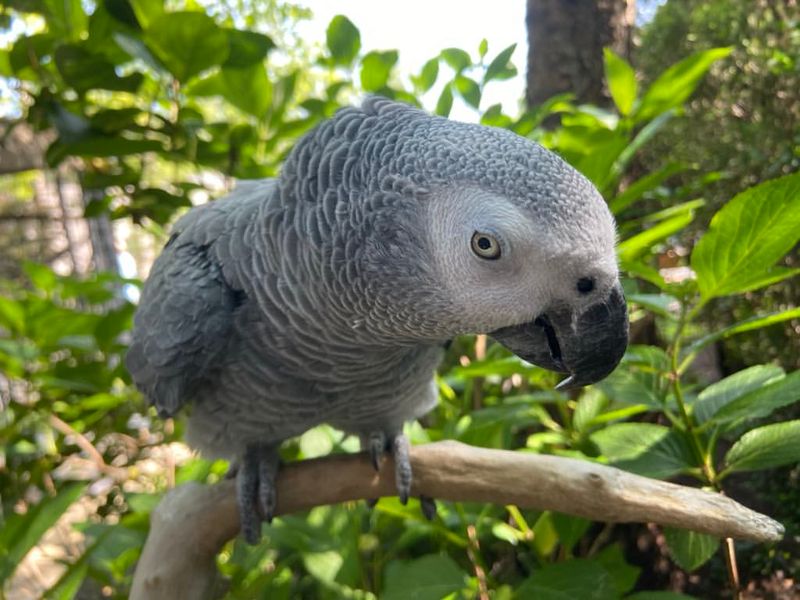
left=490, top=284, right=628, bottom=389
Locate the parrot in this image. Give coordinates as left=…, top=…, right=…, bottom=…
left=126, top=97, right=628, bottom=544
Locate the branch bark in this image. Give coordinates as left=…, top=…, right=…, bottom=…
left=131, top=441, right=783, bottom=600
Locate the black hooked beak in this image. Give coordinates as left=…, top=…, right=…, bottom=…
left=490, top=285, right=629, bottom=390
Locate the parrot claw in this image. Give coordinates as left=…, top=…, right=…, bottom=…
left=368, top=431, right=386, bottom=471
left=236, top=444, right=280, bottom=545
left=392, top=434, right=412, bottom=505
left=420, top=495, right=437, bottom=521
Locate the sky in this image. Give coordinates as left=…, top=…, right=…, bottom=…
left=295, top=0, right=529, bottom=121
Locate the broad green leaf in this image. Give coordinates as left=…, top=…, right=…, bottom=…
left=618, top=210, right=695, bottom=262
left=220, top=64, right=272, bottom=118
left=628, top=293, right=680, bottom=320
left=597, top=346, right=670, bottom=408
left=0, top=483, right=87, bottom=582
left=484, top=43, right=517, bottom=83
left=435, top=83, right=453, bottom=117
left=636, top=47, right=731, bottom=121
left=594, top=544, right=640, bottom=595
left=686, top=307, right=800, bottom=358
left=604, top=48, right=637, bottom=115
left=454, top=75, right=481, bottom=108
left=693, top=365, right=785, bottom=424
left=113, top=32, right=165, bottom=74
left=515, top=559, right=617, bottom=600
left=713, top=370, right=800, bottom=427
left=552, top=513, right=591, bottom=552
left=441, top=47, right=471, bottom=72
left=724, top=420, right=800, bottom=473
left=55, top=44, right=143, bottom=93
left=573, top=388, right=609, bottom=433
left=360, top=50, right=398, bottom=92
left=129, top=0, right=163, bottom=28
left=610, top=162, right=686, bottom=215
left=0, top=50, right=10, bottom=76
left=480, top=103, right=513, bottom=128
left=591, top=423, right=695, bottom=479
left=326, top=15, right=360, bottom=66
left=691, top=172, right=800, bottom=300
left=223, top=29, right=274, bottom=68
left=607, top=110, right=675, bottom=191
left=663, top=528, right=719, bottom=572
left=302, top=550, right=342, bottom=583
left=0, top=296, right=25, bottom=333
left=44, top=0, right=87, bottom=41
left=144, top=11, right=229, bottom=82
left=383, top=554, right=467, bottom=600
left=414, top=57, right=439, bottom=92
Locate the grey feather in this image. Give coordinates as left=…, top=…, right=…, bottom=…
left=127, top=97, right=622, bottom=464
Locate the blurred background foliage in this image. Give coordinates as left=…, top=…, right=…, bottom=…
left=0, top=0, right=799, bottom=598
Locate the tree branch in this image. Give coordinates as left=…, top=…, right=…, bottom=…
left=130, top=441, right=783, bottom=600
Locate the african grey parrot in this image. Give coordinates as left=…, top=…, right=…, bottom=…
left=126, top=97, right=628, bottom=543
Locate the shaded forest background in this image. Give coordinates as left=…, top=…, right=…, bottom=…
left=0, top=0, right=799, bottom=598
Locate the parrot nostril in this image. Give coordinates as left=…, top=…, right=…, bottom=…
left=576, top=277, right=595, bottom=295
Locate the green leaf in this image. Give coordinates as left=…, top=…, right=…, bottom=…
left=478, top=38, right=488, bottom=59
left=686, top=307, right=800, bottom=358
left=55, top=44, right=143, bottom=93
left=551, top=514, right=591, bottom=552
left=223, top=29, right=274, bottom=68
left=594, top=544, right=640, bottom=595
left=663, top=528, right=719, bottom=572
left=414, top=57, right=439, bottom=92
left=628, top=293, right=680, bottom=320
left=113, top=31, right=165, bottom=73
left=326, top=15, right=361, bottom=66
left=591, top=423, right=695, bottom=479
left=597, top=346, right=670, bottom=408
left=360, top=50, right=398, bottom=92
left=383, top=554, right=467, bottom=600
left=724, top=420, right=800, bottom=473
left=0, top=296, right=25, bottom=333
left=454, top=75, right=481, bottom=108
left=220, top=64, right=272, bottom=118
left=128, top=0, right=163, bottom=28
left=609, top=162, right=686, bottom=215
left=515, top=559, right=617, bottom=600
left=441, top=47, right=471, bottom=72
left=618, top=210, right=696, bottom=262
left=693, top=365, right=785, bottom=424
left=713, top=370, right=800, bottom=427
left=435, top=83, right=453, bottom=117
left=484, top=43, right=517, bottom=83
left=691, top=171, right=800, bottom=300
left=603, top=48, right=637, bottom=115
left=636, top=47, right=732, bottom=121
left=0, top=483, right=87, bottom=582
left=44, top=0, right=87, bottom=41
left=144, top=11, right=229, bottom=81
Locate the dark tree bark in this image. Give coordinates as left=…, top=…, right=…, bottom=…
left=526, top=0, right=635, bottom=108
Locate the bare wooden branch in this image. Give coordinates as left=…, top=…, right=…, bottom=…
left=130, top=441, right=784, bottom=600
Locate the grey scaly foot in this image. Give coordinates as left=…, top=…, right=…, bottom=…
left=361, top=431, right=415, bottom=506
left=236, top=444, right=280, bottom=545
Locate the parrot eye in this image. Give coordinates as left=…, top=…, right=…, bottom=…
left=577, top=277, right=595, bottom=294
left=471, top=232, right=501, bottom=260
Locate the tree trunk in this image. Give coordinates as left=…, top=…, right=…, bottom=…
left=526, top=0, right=635, bottom=108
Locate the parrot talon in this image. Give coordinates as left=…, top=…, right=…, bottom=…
left=236, top=444, right=280, bottom=544
left=392, top=434, right=412, bottom=505
left=368, top=431, right=386, bottom=471
left=420, top=495, right=437, bottom=521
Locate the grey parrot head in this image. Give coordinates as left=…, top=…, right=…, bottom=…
left=283, top=98, right=629, bottom=388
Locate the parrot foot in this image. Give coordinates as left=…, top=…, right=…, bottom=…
left=236, top=444, right=280, bottom=545
left=361, top=431, right=426, bottom=509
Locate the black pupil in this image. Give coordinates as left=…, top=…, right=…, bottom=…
left=577, top=277, right=595, bottom=294
left=477, top=237, right=492, bottom=251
